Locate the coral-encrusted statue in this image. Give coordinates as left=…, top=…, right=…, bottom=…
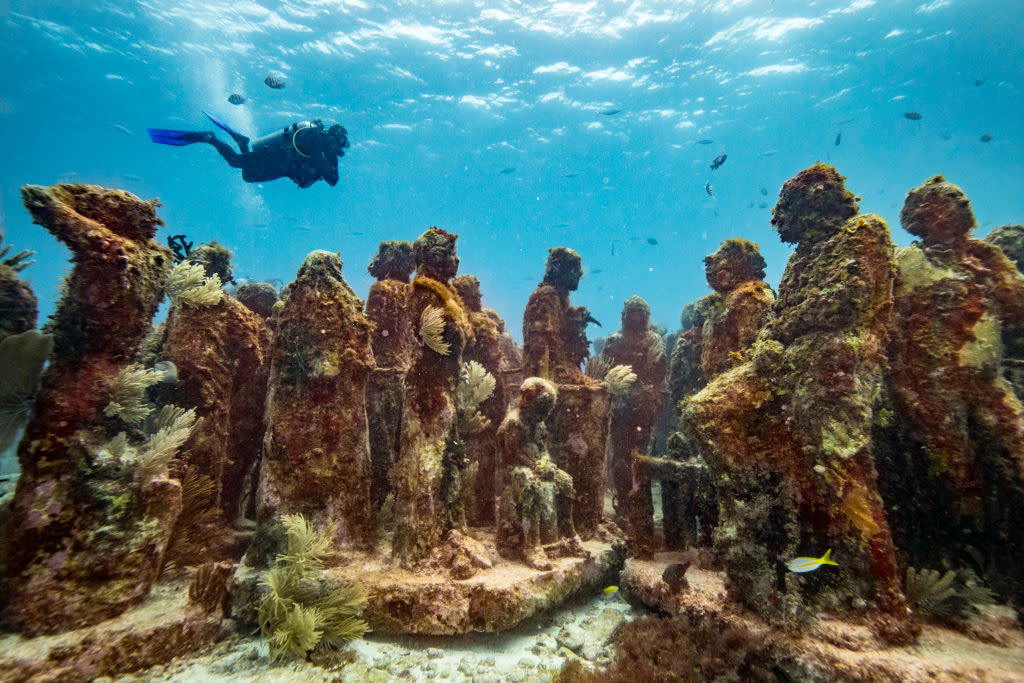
left=496, top=378, right=582, bottom=570
left=159, top=280, right=273, bottom=527
left=391, top=227, right=473, bottom=566
left=683, top=165, right=913, bottom=641
left=3, top=184, right=179, bottom=635
left=880, top=176, right=1024, bottom=614
left=254, top=250, right=375, bottom=559
left=496, top=316, right=524, bottom=411
left=452, top=274, right=506, bottom=525
left=699, top=239, right=775, bottom=377
left=365, top=240, right=416, bottom=508
left=601, top=296, right=667, bottom=558
left=522, top=247, right=609, bottom=539
left=523, top=247, right=598, bottom=385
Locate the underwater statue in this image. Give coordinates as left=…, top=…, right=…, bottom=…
left=698, top=238, right=775, bottom=377
left=391, top=227, right=474, bottom=566
left=496, top=377, right=584, bottom=570
left=683, top=164, right=914, bottom=642
left=452, top=273, right=507, bottom=526
left=3, top=184, right=181, bottom=634
left=880, top=176, right=1024, bottom=616
left=600, top=295, right=667, bottom=558
left=522, top=247, right=610, bottom=538
left=254, top=250, right=376, bottom=560
left=364, top=240, right=416, bottom=509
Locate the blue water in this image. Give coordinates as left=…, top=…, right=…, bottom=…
left=2, top=0, right=1023, bottom=337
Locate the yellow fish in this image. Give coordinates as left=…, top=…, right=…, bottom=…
left=786, top=549, right=838, bottom=573
left=603, top=585, right=619, bottom=595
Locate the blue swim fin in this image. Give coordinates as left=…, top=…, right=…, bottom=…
left=203, top=110, right=250, bottom=147
left=146, top=128, right=208, bottom=146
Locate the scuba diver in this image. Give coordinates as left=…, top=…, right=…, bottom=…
left=147, top=111, right=349, bottom=188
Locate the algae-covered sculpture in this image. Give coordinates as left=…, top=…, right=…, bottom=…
left=257, top=513, right=369, bottom=661
left=453, top=273, right=508, bottom=525
left=682, top=165, right=913, bottom=642
left=496, top=378, right=584, bottom=570
left=879, top=176, right=1024, bottom=617
left=699, top=239, right=775, bottom=377
left=365, top=240, right=416, bottom=509
left=254, top=250, right=375, bottom=561
left=391, top=227, right=473, bottom=565
left=600, top=295, right=667, bottom=558
left=2, top=184, right=182, bottom=635
left=157, top=255, right=273, bottom=526
left=523, top=247, right=610, bottom=539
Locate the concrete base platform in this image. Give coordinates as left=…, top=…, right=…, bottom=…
left=236, top=530, right=626, bottom=636
left=620, top=551, right=1024, bottom=682
left=0, top=575, right=224, bottom=683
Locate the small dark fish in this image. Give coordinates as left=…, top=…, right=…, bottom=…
left=560, top=172, right=580, bottom=178
left=835, top=131, right=842, bottom=147
left=758, top=202, right=768, bottom=209
left=551, top=223, right=570, bottom=229
left=832, top=117, right=854, bottom=125
left=704, top=182, right=713, bottom=196
left=227, top=93, right=246, bottom=105
left=591, top=268, right=603, bottom=274
left=264, top=75, right=286, bottom=89
left=646, top=237, right=658, bottom=245
left=939, top=131, right=952, bottom=141
left=980, top=133, right=992, bottom=142
left=759, top=150, right=777, bottom=157
left=111, top=123, right=133, bottom=136
left=499, top=167, right=516, bottom=175
left=975, top=78, right=985, bottom=86
left=904, top=111, right=922, bottom=121
left=760, top=187, right=768, bottom=196
left=710, top=153, right=727, bottom=170
left=697, top=139, right=714, bottom=145
left=599, top=109, right=622, bottom=116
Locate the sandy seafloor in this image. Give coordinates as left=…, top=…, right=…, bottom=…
left=108, top=589, right=637, bottom=683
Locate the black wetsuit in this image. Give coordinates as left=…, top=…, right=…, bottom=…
left=206, top=121, right=342, bottom=188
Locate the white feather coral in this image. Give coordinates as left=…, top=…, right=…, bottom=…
left=419, top=305, right=450, bottom=356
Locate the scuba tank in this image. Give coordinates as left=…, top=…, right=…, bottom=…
left=250, top=120, right=324, bottom=157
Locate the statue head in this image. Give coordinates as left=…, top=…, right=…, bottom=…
left=413, top=227, right=459, bottom=282
left=367, top=240, right=414, bottom=282
left=620, top=295, right=651, bottom=333
left=519, top=377, right=557, bottom=422
left=771, top=163, right=859, bottom=244
left=901, top=175, right=977, bottom=249
left=704, top=239, right=767, bottom=293
left=542, top=247, right=583, bottom=292
left=452, top=274, right=482, bottom=312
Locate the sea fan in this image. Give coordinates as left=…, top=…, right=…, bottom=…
left=257, top=513, right=370, bottom=660
left=458, top=361, right=495, bottom=412
left=166, top=261, right=223, bottom=308
left=269, top=604, right=324, bottom=661
left=136, top=407, right=198, bottom=481
left=0, top=331, right=53, bottom=453
left=104, top=363, right=162, bottom=426
left=419, top=305, right=450, bottom=356
left=160, top=466, right=231, bottom=572
left=585, top=355, right=611, bottom=380
left=605, top=364, right=637, bottom=397
left=457, top=361, right=496, bottom=434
